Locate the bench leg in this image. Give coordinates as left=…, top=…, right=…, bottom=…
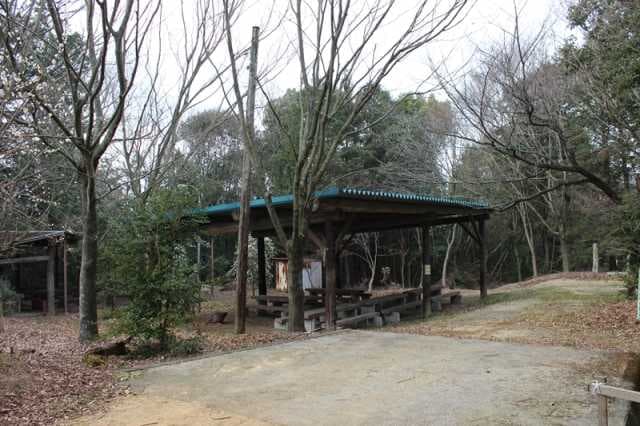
left=451, top=294, right=462, bottom=305
left=431, top=299, right=442, bottom=312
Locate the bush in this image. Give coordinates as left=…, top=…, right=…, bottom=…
left=168, top=336, right=204, bottom=356
left=101, top=189, right=204, bottom=349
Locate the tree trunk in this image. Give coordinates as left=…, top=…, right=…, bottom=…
left=559, top=227, right=570, bottom=273
left=234, top=149, right=251, bottom=334
left=233, top=26, right=259, bottom=334
left=367, top=254, right=377, bottom=293
left=514, top=246, right=522, bottom=283
left=78, top=166, right=99, bottom=341
left=442, top=225, right=457, bottom=289
left=518, top=205, right=538, bottom=277
left=592, top=242, right=599, bottom=273
left=286, top=234, right=305, bottom=332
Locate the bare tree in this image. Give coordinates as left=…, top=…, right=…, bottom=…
left=224, top=0, right=469, bottom=331
left=348, top=232, right=379, bottom=292
left=0, top=0, right=160, bottom=340
left=441, top=9, right=621, bottom=205
left=119, top=0, right=230, bottom=201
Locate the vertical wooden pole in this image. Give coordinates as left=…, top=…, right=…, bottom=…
left=324, top=222, right=337, bottom=330
left=597, top=395, right=608, bottom=426
left=47, top=239, right=56, bottom=316
left=234, top=26, right=260, bottom=334
left=63, top=239, right=68, bottom=314
left=592, top=242, right=599, bottom=273
left=422, top=226, right=432, bottom=318
left=258, top=236, right=267, bottom=297
left=479, top=219, right=488, bottom=299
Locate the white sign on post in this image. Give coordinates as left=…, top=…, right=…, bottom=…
left=424, top=264, right=431, bottom=276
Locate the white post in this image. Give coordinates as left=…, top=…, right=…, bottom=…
left=592, top=243, right=599, bottom=273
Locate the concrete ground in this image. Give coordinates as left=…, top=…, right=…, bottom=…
left=74, top=330, right=630, bottom=425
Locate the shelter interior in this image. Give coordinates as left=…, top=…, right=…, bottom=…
left=199, top=187, right=491, bottom=330
left=0, top=231, right=79, bottom=314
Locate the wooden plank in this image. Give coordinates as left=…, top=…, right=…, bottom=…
left=590, top=383, right=640, bottom=404
left=307, top=288, right=367, bottom=295
left=336, top=312, right=379, bottom=327
left=381, top=301, right=422, bottom=315
left=0, top=255, right=49, bottom=265
left=598, top=394, right=608, bottom=426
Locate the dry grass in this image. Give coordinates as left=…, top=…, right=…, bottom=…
left=386, top=278, right=640, bottom=354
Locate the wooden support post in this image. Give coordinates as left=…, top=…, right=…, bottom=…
left=422, top=226, right=432, bottom=319
left=324, top=221, right=337, bottom=330
left=597, top=394, right=608, bottom=426
left=479, top=218, right=487, bottom=299
left=257, top=237, right=267, bottom=299
left=63, top=240, right=68, bottom=314
left=47, top=240, right=56, bottom=316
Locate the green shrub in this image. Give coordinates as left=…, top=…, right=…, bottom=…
left=169, top=336, right=204, bottom=356
left=83, top=353, right=107, bottom=368
left=101, top=189, right=204, bottom=350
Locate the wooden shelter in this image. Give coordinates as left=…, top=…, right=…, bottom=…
left=0, top=230, right=79, bottom=315
left=199, top=187, right=491, bottom=329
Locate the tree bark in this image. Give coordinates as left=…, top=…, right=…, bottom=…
left=442, top=225, right=457, bottom=289
left=233, top=26, right=259, bottom=334
left=514, top=246, right=522, bottom=283
left=559, top=227, right=570, bottom=273
left=78, top=166, right=98, bottom=341
left=286, top=233, right=306, bottom=332
left=517, top=204, right=538, bottom=277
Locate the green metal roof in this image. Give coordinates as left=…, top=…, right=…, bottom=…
left=198, top=187, right=488, bottom=216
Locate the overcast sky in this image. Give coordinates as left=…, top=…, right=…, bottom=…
left=153, top=0, right=573, bottom=116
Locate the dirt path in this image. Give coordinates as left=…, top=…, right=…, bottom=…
left=389, top=279, right=639, bottom=352
left=72, top=395, right=271, bottom=426
left=69, top=278, right=638, bottom=425
left=70, top=330, right=632, bottom=425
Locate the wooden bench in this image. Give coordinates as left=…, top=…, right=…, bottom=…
left=431, top=291, right=462, bottom=312
left=336, top=311, right=380, bottom=328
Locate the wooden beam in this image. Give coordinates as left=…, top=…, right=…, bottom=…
left=304, top=223, right=326, bottom=249
left=457, top=222, right=480, bottom=244
left=347, top=213, right=490, bottom=234
left=422, top=226, right=433, bottom=319
left=479, top=218, right=487, bottom=299
left=0, top=255, right=49, bottom=265
left=47, top=240, right=56, bottom=316
left=589, top=382, right=640, bottom=404
left=319, top=198, right=488, bottom=217
left=324, top=221, right=337, bottom=330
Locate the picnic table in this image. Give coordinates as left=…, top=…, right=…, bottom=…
left=253, top=294, right=323, bottom=315
left=306, top=288, right=371, bottom=303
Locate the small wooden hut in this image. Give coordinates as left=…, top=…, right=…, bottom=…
left=0, top=230, right=79, bottom=315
